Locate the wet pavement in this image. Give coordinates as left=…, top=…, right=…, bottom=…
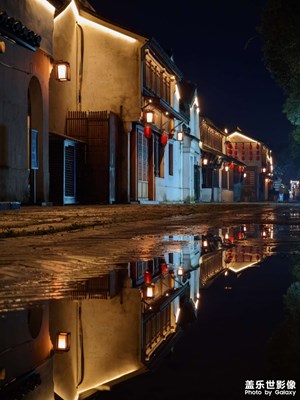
left=0, top=202, right=300, bottom=400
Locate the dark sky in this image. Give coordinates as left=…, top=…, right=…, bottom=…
left=88, top=0, right=292, bottom=154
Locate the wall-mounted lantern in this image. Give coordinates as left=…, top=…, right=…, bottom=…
left=144, top=110, right=154, bottom=124
left=54, top=61, right=71, bottom=82
left=55, top=332, right=71, bottom=352
left=203, top=158, right=208, bottom=166
left=177, top=266, right=184, bottom=277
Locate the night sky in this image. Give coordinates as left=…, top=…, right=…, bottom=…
left=89, top=0, right=292, bottom=154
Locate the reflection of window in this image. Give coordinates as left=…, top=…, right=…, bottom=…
left=202, top=167, right=212, bottom=188
left=169, top=143, right=173, bottom=176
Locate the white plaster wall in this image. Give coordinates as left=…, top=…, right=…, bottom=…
left=156, top=140, right=183, bottom=202
left=2, top=0, right=54, bottom=55
left=50, top=4, right=145, bottom=134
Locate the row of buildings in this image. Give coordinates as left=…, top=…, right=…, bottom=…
left=0, top=0, right=274, bottom=208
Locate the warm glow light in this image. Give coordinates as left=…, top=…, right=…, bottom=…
left=55, top=62, right=70, bottom=81
left=56, top=332, right=71, bottom=351
left=203, top=239, right=208, bottom=247
left=225, top=233, right=229, bottom=240
left=228, top=131, right=257, bottom=143
left=203, top=158, right=208, bottom=166
left=175, top=307, right=181, bottom=323
left=56, top=1, right=136, bottom=43
left=76, top=367, right=139, bottom=397
left=175, top=84, right=180, bottom=101
left=146, top=285, right=154, bottom=298
left=228, top=261, right=259, bottom=273
left=177, top=266, right=184, bottom=276
left=145, top=110, right=154, bottom=123
left=224, top=128, right=228, bottom=134
left=225, top=165, right=229, bottom=172
left=38, top=0, right=55, bottom=13
left=243, top=173, right=247, bottom=178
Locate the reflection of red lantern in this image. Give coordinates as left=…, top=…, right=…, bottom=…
left=161, top=133, right=168, bottom=145
left=144, top=270, right=152, bottom=284
left=161, top=263, right=168, bottom=275
left=144, top=126, right=152, bottom=138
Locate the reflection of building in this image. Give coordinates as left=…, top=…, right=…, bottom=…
left=0, top=304, right=53, bottom=400
left=48, top=253, right=200, bottom=400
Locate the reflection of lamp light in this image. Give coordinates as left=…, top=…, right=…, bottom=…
left=56, top=332, right=71, bottom=352
left=177, top=130, right=184, bottom=141
left=145, top=284, right=155, bottom=299
left=54, top=61, right=71, bottom=81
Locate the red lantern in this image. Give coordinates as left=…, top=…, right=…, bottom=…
left=238, top=166, right=243, bottom=173
left=249, top=143, right=252, bottom=150
left=161, top=263, right=168, bottom=275
left=161, top=133, right=168, bottom=146
left=144, top=270, right=152, bottom=284
left=144, top=126, right=152, bottom=138
left=238, top=232, right=243, bottom=240
left=230, top=163, right=235, bottom=169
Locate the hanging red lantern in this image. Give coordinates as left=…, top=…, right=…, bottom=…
left=238, top=232, right=243, bottom=240
left=161, top=263, right=168, bottom=275
left=256, top=143, right=260, bottom=150
left=249, top=143, right=252, bottom=150
left=238, top=166, right=243, bottom=173
left=144, top=125, right=152, bottom=138
left=144, top=270, right=152, bottom=284
left=230, top=163, right=235, bottom=169
left=161, top=133, right=168, bottom=146
left=235, top=143, right=238, bottom=149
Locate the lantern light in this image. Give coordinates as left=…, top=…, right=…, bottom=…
left=144, top=125, right=152, bottom=138
left=203, top=239, right=208, bottom=248
left=225, top=165, right=229, bottom=172
left=145, top=110, right=154, bottom=124
left=177, top=266, right=184, bottom=276
left=161, top=133, right=168, bottom=146
left=225, top=233, right=229, bottom=240
left=145, top=284, right=155, bottom=299
left=144, top=270, right=152, bottom=284
left=56, top=332, right=71, bottom=352
left=54, top=61, right=71, bottom=82
left=203, top=158, right=208, bottom=166
left=177, top=130, right=184, bottom=142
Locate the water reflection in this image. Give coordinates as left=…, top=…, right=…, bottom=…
left=0, top=223, right=296, bottom=399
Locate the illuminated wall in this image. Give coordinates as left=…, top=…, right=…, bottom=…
left=0, top=0, right=54, bottom=202
left=50, top=1, right=147, bottom=134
